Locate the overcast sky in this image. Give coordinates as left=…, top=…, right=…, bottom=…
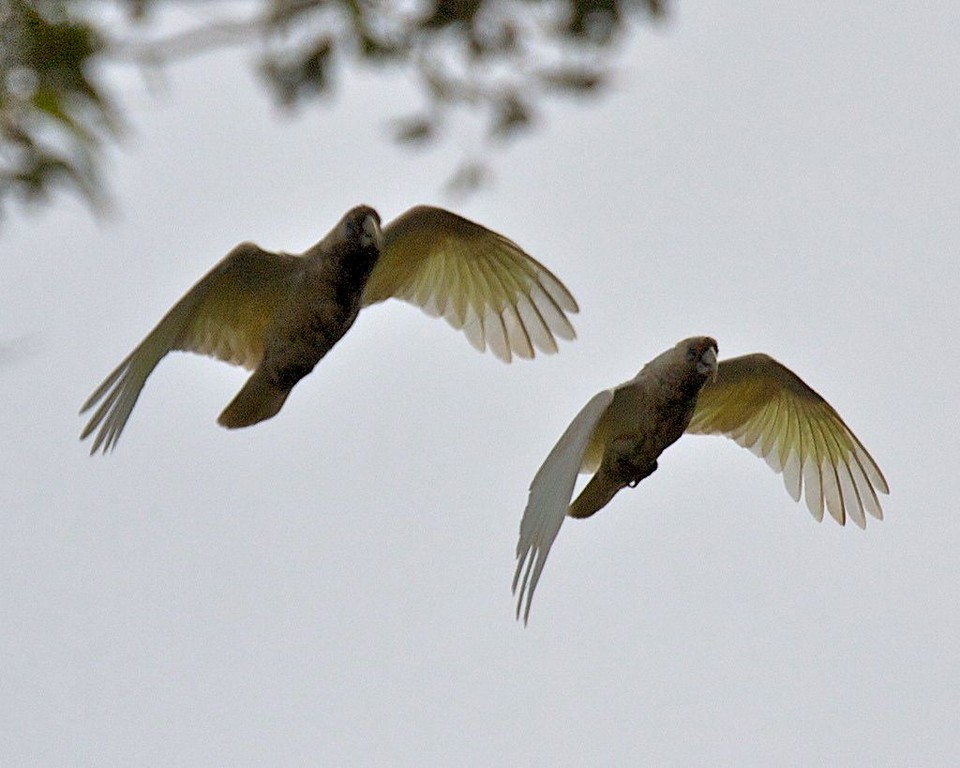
left=2, top=2, right=958, bottom=765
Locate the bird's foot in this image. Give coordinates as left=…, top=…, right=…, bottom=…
left=612, top=456, right=658, bottom=488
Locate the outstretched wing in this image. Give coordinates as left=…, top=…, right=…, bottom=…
left=361, top=205, right=578, bottom=362
left=686, top=353, right=889, bottom=527
left=80, top=243, right=301, bottom=454
left=513, top=389, right=614, bottom=623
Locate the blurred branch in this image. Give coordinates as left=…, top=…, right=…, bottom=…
left=1, top=0, right=668, bottom=218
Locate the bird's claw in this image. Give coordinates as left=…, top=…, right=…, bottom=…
left=613, top=457, right=658, bottom=489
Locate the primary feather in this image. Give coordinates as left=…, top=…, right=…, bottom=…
left=513, top=390, right=614, bottom=624
left=79, top=243, right=301, bottom=453
left=362, top=205, right=578, bottom=362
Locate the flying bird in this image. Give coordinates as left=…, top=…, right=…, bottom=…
left=513, top=336, right=888, bottom=623
left=80, top=204, right=578, bottom=453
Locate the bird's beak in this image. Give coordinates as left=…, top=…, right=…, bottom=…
left=362, top=214, right=383, bottom=250
left=698, top=346, right=718, bottom=377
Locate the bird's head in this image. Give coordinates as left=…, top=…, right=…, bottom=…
left=340, top=205, right=383, bottom=251
left=320, top=205, right=384, bottom=285
left=680, top=336, right=719, bottom=380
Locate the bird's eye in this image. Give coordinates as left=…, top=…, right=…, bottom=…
left=685, top=348, right=697, bottom=362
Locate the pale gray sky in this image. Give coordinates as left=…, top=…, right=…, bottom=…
left=2, top=2, right=958, bottom=765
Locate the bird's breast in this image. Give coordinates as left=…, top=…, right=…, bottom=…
left=598, top=383, right=698, bottom=465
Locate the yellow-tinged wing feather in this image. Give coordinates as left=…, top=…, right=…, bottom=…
left=686, top=353, right=889, bottom=527
left=79, top=243, right=301, bottom=453
left=361, top=205, right=578, bottom=362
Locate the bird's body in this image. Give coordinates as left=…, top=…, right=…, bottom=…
left=217, top=208, right=382, bottom=428
left=513, top=337, right=888, bottom=622
left=80, top=204, right=578, bottom=453
left=571, top=338, right=717, bottom=518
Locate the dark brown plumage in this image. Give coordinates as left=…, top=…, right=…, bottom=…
left=216, top=207, right=382, bottom=428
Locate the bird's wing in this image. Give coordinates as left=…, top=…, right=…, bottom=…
left=513, top=389, right=614, bottom=623
left=361, top=205, right=578, bottom=362
left=578, top=376, right=645, bottom=475
left=686, top=353, right=889, bottom=527
left=80, top=243, right=302, bottom=453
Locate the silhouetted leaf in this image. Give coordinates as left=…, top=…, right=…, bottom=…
left=260, top=37, right=334, bottom=107
left=391, top=116, right=437, bottom=146
left=491, top=92, right=534, bottom=138
left=421, top=0, right=484, bottom=29
left=537, top=67, right=607, bottom=93
left=444, top=160, right=489, bottom=197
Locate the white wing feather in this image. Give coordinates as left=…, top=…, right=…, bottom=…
left=513, top=389, right=614, bottom=623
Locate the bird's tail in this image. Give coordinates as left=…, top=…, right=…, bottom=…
left=217, top=370, right=291, bottom=429
left=568, top=471, right=624, bottom=519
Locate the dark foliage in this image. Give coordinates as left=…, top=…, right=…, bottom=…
left=0, top=0, right=666, bottom=215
